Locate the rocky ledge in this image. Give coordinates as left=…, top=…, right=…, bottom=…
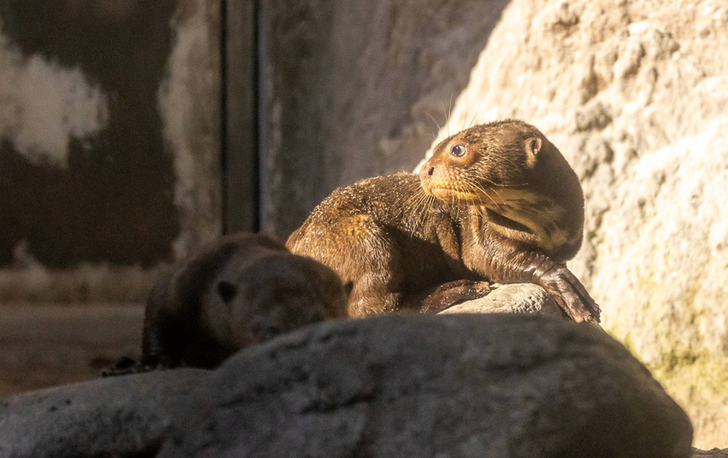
left=1, top=309, right=696, bottom=457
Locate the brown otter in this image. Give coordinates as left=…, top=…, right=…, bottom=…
left=287, top=119, right=599, bottom=322
left=105, top=233, right=349, bottom=374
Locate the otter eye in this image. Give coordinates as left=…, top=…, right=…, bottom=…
left=450, top=145, right=466, bottom=157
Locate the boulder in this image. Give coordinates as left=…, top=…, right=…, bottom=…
left=0, top=369, right=209, bottom=458
left=439, top=283, right=563, bottom=317
left=159, top=314, right=692, bottom=458
left=425, top=0, right=728, bottom=447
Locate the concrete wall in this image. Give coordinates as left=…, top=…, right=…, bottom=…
left=0, top=0, right=221, bottom=302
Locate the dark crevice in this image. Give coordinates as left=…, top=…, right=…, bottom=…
left=221, top=0, right=261, bottom=234
left=220, top=0, right=229, bottom=234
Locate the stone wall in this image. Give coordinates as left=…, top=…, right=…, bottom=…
left=427, top=0, right=728, bottom=448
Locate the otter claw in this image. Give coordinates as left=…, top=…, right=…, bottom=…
left=538, top=265, right=600, bottom=323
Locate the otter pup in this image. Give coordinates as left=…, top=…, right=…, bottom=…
left=106, top=233, right=349, bottom=374
left=287, top=119, right=599, bottom=322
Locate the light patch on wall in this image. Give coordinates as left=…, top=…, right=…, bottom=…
left=0, top=22, right=108, bottom=167
left=157, top=0, right=221, bottom=260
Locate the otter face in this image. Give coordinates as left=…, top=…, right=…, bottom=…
left=419, top=119, right=544, bottom=209
left=218, top=254, right=349, bottom=348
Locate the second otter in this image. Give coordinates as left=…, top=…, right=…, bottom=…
left=106, top=233, right=349, bottom=375
left=287, top=119, right=599, bottom=322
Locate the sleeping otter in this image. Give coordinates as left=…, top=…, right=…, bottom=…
left=105, top=232, right=349, bottom=374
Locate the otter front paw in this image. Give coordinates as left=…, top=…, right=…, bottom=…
left=414, top=279, right=492, bottom=313
left=537, top=265, right=601, bottom=323
left=101, top=355, right=177, bottom=377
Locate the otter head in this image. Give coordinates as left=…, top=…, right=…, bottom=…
left=216, top=253, right=350, bottom=348
left=419, top=119, right=550, bottom=206
left=419, top=119, right=584, bottom=259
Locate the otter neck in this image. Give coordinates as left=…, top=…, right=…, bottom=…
left=478, top=196, right=573, bottom=256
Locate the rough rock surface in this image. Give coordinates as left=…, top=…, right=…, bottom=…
left=159, top=314, right=692, bottom=458
left=693, top=449, right=728, bottom=458
left=439, top=283, right=563, bottom=317
left=425, top=0, right=728, bottom=447
left=0, top=369, right=209, bottom=458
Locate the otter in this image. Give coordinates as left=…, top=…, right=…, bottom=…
left=287, top=119, right=599, bottom=322
left=105, top=233, right=349, bottom=375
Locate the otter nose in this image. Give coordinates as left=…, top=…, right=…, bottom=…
left=252, top=316, right=281, bottom=342
left=419, top=163, right=435, bottom=180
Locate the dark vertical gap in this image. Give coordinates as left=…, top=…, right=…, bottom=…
left=221, top=0, right=260, bottom=234
left=254, top=0, right=264, bottom=232
left=220, top=0, right=229, bottom=234
left=251, top=0, right=261, bottom=233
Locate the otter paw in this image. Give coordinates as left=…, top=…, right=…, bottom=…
left=101, top=357, right=151, bottom=377
left=538, top=266, right=600, bottom=323
left=418, top=279, right=491, bottom=313
left=101, top=355, right=177, bottom=377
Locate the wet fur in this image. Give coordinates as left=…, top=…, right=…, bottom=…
left=288, top=119, right=599, bottom=322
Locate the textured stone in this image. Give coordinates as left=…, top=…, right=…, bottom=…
left=693, top=448, right=728, bottom=458
left=0, top=369, right=209, bottom=458
left=425, top=0, right=728, bottom=447
left=439, top=283, right=563, bottom=317
left=159, top=314, right=692, bottom=458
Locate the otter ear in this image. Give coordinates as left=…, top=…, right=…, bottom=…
left=525, top=137, right=542, bottom=162
left=217, top=281, right=238, bottom=303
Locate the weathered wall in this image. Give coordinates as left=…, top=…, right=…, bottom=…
left=0, top=0, right=221, bottom=302
left=260, top=0, right=510, bottom=237
left=428, top=0, right=728, bottom=448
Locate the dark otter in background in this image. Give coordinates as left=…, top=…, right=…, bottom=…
left=287, top=119, right=600, bottom=323
left=105, top=233, right=349, bottom=374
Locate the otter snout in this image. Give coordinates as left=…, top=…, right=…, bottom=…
left=420, top=164, right=435, bottom=179
left=419, top=159, right=437, bottom=192
left=251, top=315, right=281, bottom=342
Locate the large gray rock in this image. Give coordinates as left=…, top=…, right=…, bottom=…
left=0, top=369, right=209, bottom=458
left=159, top=314, right=692, bottom=458
left=424, top=0, right=728, bottom=447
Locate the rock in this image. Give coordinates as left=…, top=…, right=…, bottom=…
left=0, top=369, right=209, bottom=458
left=439, top=283, right=563, bottom=317
left=424, top=0, right=728, bottom=447
left=159, top=314, right=692, bottom=458
left=693, top=449, right=728, bottom=458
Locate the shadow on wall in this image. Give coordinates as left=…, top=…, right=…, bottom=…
left=260, top=0, right=512, bottom=237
